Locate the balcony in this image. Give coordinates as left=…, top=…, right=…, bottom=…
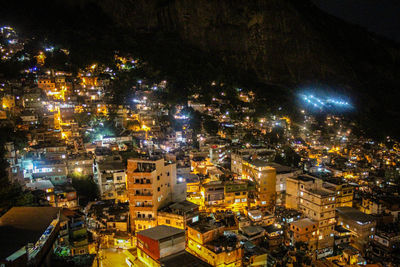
left=134, top=217, right=156, bottom=221
left=133, top=205, right=153, bottom=212
left=133, top=194, right=153, bottom=201
left=132, top=183, right=152, bottom=189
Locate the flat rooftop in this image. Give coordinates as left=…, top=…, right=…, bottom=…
left=137, top=225, right=184, bottom=241
left=159, top=200, right=198, bottom=214
left=336, top=207, right=375, bottom=224
left=0, top=207, right=60, bottom=259
left=290, top=218, right=317, bottom=229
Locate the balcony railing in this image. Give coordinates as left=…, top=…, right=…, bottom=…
left=135, top=193, right=152, bottom=196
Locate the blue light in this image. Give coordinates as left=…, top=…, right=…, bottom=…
left=298, top=91, right=352, bottom=113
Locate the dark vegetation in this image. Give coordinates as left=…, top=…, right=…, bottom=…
left=0, top=127, right=34, bottom=215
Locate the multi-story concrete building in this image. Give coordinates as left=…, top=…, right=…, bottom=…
left=186, top=216, right=243, bottom=266
left=242, top=157, right=276, bottom=211
left=286, top=175, right=336, bottom=258
left=322, top=178, right=354, bottom=207
left=231, top=147, right=274, bottom=176
left=336, top=207, right=376, bottom=253
left=67, top=153, right=94, bottom=176
left=127, top=157, right=176, bottom=231
left=288, top=218, right=318, bottom=250
left=95, top=160, right=127, bottom=202
left=136, top=225, right=208, bottom=267
left=157, top=200, right=199, bottom=230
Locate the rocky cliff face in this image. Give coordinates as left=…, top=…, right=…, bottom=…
left=96, top=0, right=399, bottom=90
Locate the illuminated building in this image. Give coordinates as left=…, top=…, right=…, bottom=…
left=230, top=147, right=274, bottom=176
left=0, top=207, right=61, bottom=266
left=186, top=216, right=243, bottom=266
left=35, top=51, right=46, bottom=65
left=67, top=154, right=94, bottom=176
left=51, top=184, right=78, bottom=209
left=336, top=207, right=376, bottom=253
left=127, top=157, right=176, bottom=231
left=136, top=225, right=185, bottom=266
left=186, top=175, right=202, bottom=206
left=323, top=180, right=353, bottom=207
left=264, top=224, right=284, bottom=248
left=239, top=225, right=265, bottom=244
left=209, top=144, right=228, bottom=165
left=288, top=218, right=318, bottom=250
left=361, top=196, right=385, bottom=214
left=286, top=175, right=336, bottom=258
left=60, top=209, right=90, bottom=256
left=223, top=180, right=255, bottom=212
left=1, top=94, right=15, bottom=109
left=369, top=224, right=400, bottom=260
left=37, top=78, right=55, bottom=90
left=157, top=200, right=199, bottom=230
left=242, top=157, right=276, bottom=211
left=190, top=156, right=209, bottom=175
left=95, top=160, right=127, bottom=202
left=80, top=76, right=98, bottom=86
left=202, top=180, right=225, bottom=210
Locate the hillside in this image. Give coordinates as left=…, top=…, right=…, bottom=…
left=1, top=0, right=400, bottom=137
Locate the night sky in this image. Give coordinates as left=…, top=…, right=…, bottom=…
left=312, top=0, right=400, bottom=42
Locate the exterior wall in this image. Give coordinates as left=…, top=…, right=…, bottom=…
left=334, top=185, right=353, bottom=207
left=159, top=234, right=185, bottom=258
left=127, top=158, right=175, bottom=231
left=187, top=226, right=224, bottom=245
left=137, top=234, right=160, bottom=260
left=285, top=177, right=300, bottom=209
left=289, top=221, right=318, bottom=250
left=337, top=216, right=376, bottom=252
left=361, top=198, right=384, bottom=214
left=137, top=247, right=160, bottom=267
left=242, top=163, right=276, bottom=210
left=187, top=238, right=243, bottom=267
left=157, top=213, right=185, bottom=229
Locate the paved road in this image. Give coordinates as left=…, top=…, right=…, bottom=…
left=96, top=248, right=127, bottom=267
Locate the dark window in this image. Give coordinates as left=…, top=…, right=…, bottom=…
left=166, top=219, right=171, bottom=224
left=158, top=187, right=160, bottom=192
left=157, top=176, right=160, bottom=181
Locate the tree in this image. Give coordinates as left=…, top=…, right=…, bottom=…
left=70, top=173, right=99, bottom=206
left=0, top=127, right=34, bottom=214
left=203, top=116, right=219, bottom=136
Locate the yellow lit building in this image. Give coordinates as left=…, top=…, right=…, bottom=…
left=242, top=158, right=276, bottom=211
left=286, top=175, right=336, bottom=258
left=127, top=157, right=176, bottom=231
left=323, top=181, right=353, bottom=207
left=38, top=78, right=55, bottom=90
left=1, top=94, right=15, bottom=109
left=186, top=218, right=243, bottom=267
left=157, top=200, right=199, bottom=230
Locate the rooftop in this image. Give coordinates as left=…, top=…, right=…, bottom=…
left=0, top=207, right=60, bottom=259
left=98, top=161, right=126, bottom=172
left=159, top=200, right=199, bottom=215
left=188, top=216, right=224, bottom=233
left=336, top=207, right=375, bottom=224
left=137, top=225, right=184, bottom=241
left=240, top=225, right=265, bottom=237
left=26, top=179, right=54, bottom=190
left=290, top=218, right=317, bottom=229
